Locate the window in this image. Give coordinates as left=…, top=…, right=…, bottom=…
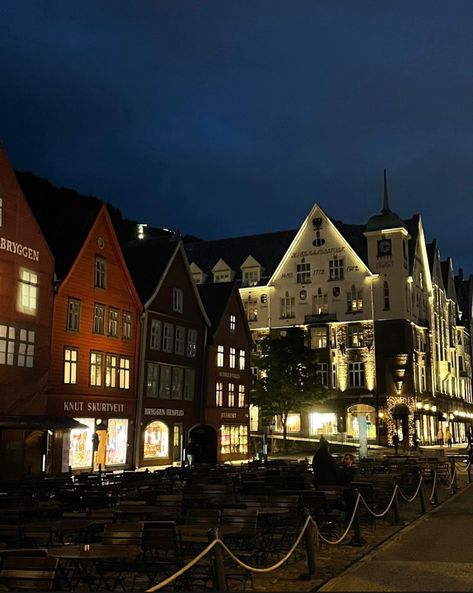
left=90, top=352, right=103, bottom=386
left=242, top=269, right=259, bottom=287
left=346, top=286, right=363, bottom=313
left=317, top=362, right=328, bottom=386
left=228, top=383, right=235, bottom=407
left=229, top=347, right=236, bottom=369
left=95, top=257, right=106, bottom=288
left=122, top=312, right=132, bottom=340
left=239, top=349, right=246, bottom=370
left=420, top=365, right=426, bottom=392
left=280, top=292, right=295, bottom=318
left=17, top=329, right=34, bottom=368
left=175, top=326, right=185, bottom=355
left=150, top=319, right=161, bottom=350
left=347, top=324, right=364, bottom=348
left=329, top=258, right=344, bottom=281
left=311, top=327, right=327, bottom=349
left=173, top=288, right=183, bottom=313
left=383, top=282, right=390, bottom=310
left=186, top=329, right=197, bottom=358
left=243, top=297, right=258, bottom=321
left=162, top=323, right=174, bottom=353
left=313, top=289, right=328, bottom=314
left=296, top=262, right=311, bottom=283
left=349, top=362, right=365, bottom=387
left=214, top=270, right=231, bottom=283
left=143, top=421, right=169, bottom=459
left=17, top=269, right=38, bottom=314
left=0, top=325, right=15, bottom=366
left=220, top=424, right=248, bottom=455
left=216, top=382, right=223, bottom=406
left=119, top=357, right=130, bottom=389
left=238, top=385, right=246, bottom=407
left=93, top=304, right=105, bottom=334
left=106, top=419, right=128, bottom=465
left=108, top=308, right=119, bottom=337
left=64, top=347, right=78, bottom=384
left=146, top=362, right=159, bottom=397
left=171, top=367, right=183, bottom=399
left=105, top=354, right=117, bottom=388
left=67, top=299, right=81, bottom=331
left=159, top=365, right=172, bottom=398
left=332, top=362, right=337, bottom=389
left=183, top=368, right=195, bottom=400
left=251, top=366, right=258, bottom=387
left=217, top=345, right=224, bottom=367
left=230, top=314, right=236, bottom=334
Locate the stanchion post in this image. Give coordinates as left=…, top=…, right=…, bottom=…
left=392, top=485, right=402, bottom=525
left=208, top=528, right=227, bottom=593
left=430, top=468, right=438, bottom=504
left=349, top=490, right=366, bottom=546
left=302, top=508, right=317, bottom=579
left=450, top=458, right=457, bottom=494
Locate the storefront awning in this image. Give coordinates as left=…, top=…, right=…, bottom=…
left=0, top=415, right=88, bottom=430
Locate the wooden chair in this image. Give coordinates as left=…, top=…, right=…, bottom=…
left=102, top=522, right=143, bottom=546
left=0, top=556, right=58, bottom=591
left=99, top=523, right=144, bottom=590
left=141, top=521, right=183, bottom=587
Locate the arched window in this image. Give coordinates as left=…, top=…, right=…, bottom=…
left=143, top=421, right=169, bottom=459
left=383, top=281, right=390, bottom=310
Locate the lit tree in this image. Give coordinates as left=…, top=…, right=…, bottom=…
left=251, top=326, right=329, bottom=451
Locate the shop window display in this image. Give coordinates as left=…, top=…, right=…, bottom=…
left=144, top=420, right=169, bottom=459
left=220, top=424, right=248, bottom=455
left=106, top=419, right=128, bottom=465
left=70, top=418, right=95, bottom=468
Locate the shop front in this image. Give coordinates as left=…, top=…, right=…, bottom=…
left=141, top=405, right=188, bottom=468
left=205, top=408, right=250, bottom=464
left=47, top=395, right=135, bottom=472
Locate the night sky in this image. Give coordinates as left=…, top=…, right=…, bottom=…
left=1, top=1, right=472, bottom=273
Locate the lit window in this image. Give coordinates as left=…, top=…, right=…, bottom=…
left=64, top=347, right=78, bottom=384
left=229, top=347, right=236, bottom=368
left=230, top=314, right=236, bottom=334
left=228, top=383, right=235, bottom=407
left=173, top=288, right=183, bottom=313
left=90, top=352, right=103, bottom=386
left=175, top=326, right=185, bottom=355
left=186, top=329, right=197, bottom=358
left=0, top=325, right=15, bottom=366
left=216, top=382, right=223, bottom=406
left=17, top=269, right=38, bottom=314
left=122, top=312, right=132, bottom=340
left=119, top=356, right=130, bottom=389
left=244, top=297, right=258, bottom=321
left=143, top=420, right=169, bottom=459
left=67, top=299, right=81, bottom=331
left=146, top=362, right=159, bottom=397
left=108, top=308, right=119, bottom=337
left=95, top=257, right=106, bottom=288
left=105, top=354, right=117, bottom=388
left=296, top=262, right=311, bottom=283
left=238, top=385, right=245, bottom=407
left=346, top=286, right=363, bottom=313
left=150, top=319, right=161, bottom=350
left=162, top=323, right=174, bottom=353
left=217, top=345, right=224, bottom=367
left=17, top=329, right=35, bottom=368
left=239, top=350, right=246, bottom=370
left=329, top=258, right=344, bottom=281
left=347, top=325, right=364, bottom=348
left=311, top=327, right=327, bottom=349
left=93, top=304, right=105, bottom=334
left=349, top=362, right=365, bottom=387
left=183, top=368, right=195, bottom=400
left=313, top=289, right=328, bottom=315
left=242, top=269, right=259, bottom=287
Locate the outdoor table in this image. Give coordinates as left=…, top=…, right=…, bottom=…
left=22, top=518, right=92, bottom=546
left=48, top=543, right=142, bottom=591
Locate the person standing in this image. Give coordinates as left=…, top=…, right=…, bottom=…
left=392, top=431, right=400, bottom=455
left=312, top=436, right=339, bottom=488
left=445, top=428, right=453, bottom=448
left=437, top=428, right=444, bottom=446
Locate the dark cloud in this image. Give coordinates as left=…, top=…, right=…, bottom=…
left=1, top=0, right=472, bottom=273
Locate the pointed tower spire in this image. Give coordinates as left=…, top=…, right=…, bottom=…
left=382, top=168, right=391, bottom=213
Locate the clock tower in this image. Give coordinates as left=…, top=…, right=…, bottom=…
left=364, top=170, right=411, bottom=319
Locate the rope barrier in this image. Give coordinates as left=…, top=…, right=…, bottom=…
left=438, top=465, right=457, bottom=491
left=360, top=484, right=398, bottom=519
left=396, top=476, right=423, bottom=503
left=428, top=470, right=437, bottom=502
left=316, top=493, right=361, bottom=545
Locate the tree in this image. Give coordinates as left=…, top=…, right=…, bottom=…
left=251, top=326, right=329, bottom=451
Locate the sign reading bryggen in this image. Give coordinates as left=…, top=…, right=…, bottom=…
left=0, top=237, right=40, bottom=261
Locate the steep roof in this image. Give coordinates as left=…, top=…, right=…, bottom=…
left=197, top=282, right=237, bottom=335
left=185, top=229, right=297, bottom=285
left=403, top=214, right=420, bottom=276
left=123, top=236, right=180, bottom=304
left=329, top=219, right=369, bottom=267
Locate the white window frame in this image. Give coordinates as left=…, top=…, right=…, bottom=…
left=0, top=325, right=15, bottom=366
left=311, top=327, right=327, bottom=349
left=17, top=268, right=38, bottom=315
left=346, top=286, right=363, bottom=313
left=90, top=351, right=103, bottom=386
left=186, top=329, right=197, bottom=358
left=229, top=347, right=236, bottom=369
left=229, top=314, right=236, bottom=334
left=280, top=292, right=295, bottom=319
left=316, top=362, right=328, bottom=386
left=105, top=354, right=117, bottom=388
left=173, top=288, right=183, bottom=313
left=244, top=297, right=258, bottom=321
left=348, top=362, right=365, bottom=387
left=67, top=299, right=81, bottom=332
left=150, top=319, right=162, bottom=350
left=95, top=257, right=106, bottom=288
left=108, top=308, right=119, bottom=337
left=217, top=345, right=224, bottom=367
left=175, top=326, right=185, bottom=355
left=296, top=262, right=311, bottom=284
left=122, top=312, right=132, bottom=340
left=347, top=324, right=364, bottom=348
left=93, top=304, right=105, bottom=335
left=239, top=349, right=246, bottom=370
left=242, top=268, right=260, bottom=287
left=329, top=258, right=344, bottom=281
left=162, top=323, right=174, bottom=353
left=64, top=347, right=78, bottom=384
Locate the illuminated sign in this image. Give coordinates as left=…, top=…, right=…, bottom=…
left=144, top=408, right=184, bottom=417
left=0, top=237, right=40, bottom=261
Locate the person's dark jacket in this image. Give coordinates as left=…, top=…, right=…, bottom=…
left=312, top=443, right=339, bottom=488
left=338, top=464, right=358, bottom=487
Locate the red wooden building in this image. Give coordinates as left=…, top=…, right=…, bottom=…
left=0, top=144, right=56, bottom=476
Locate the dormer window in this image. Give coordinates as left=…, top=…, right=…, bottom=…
left=190, top=262, right=206, bottom=284
left=240, top=256, right=262, bottom=287
left=212, top=258, right=234, bottom=283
